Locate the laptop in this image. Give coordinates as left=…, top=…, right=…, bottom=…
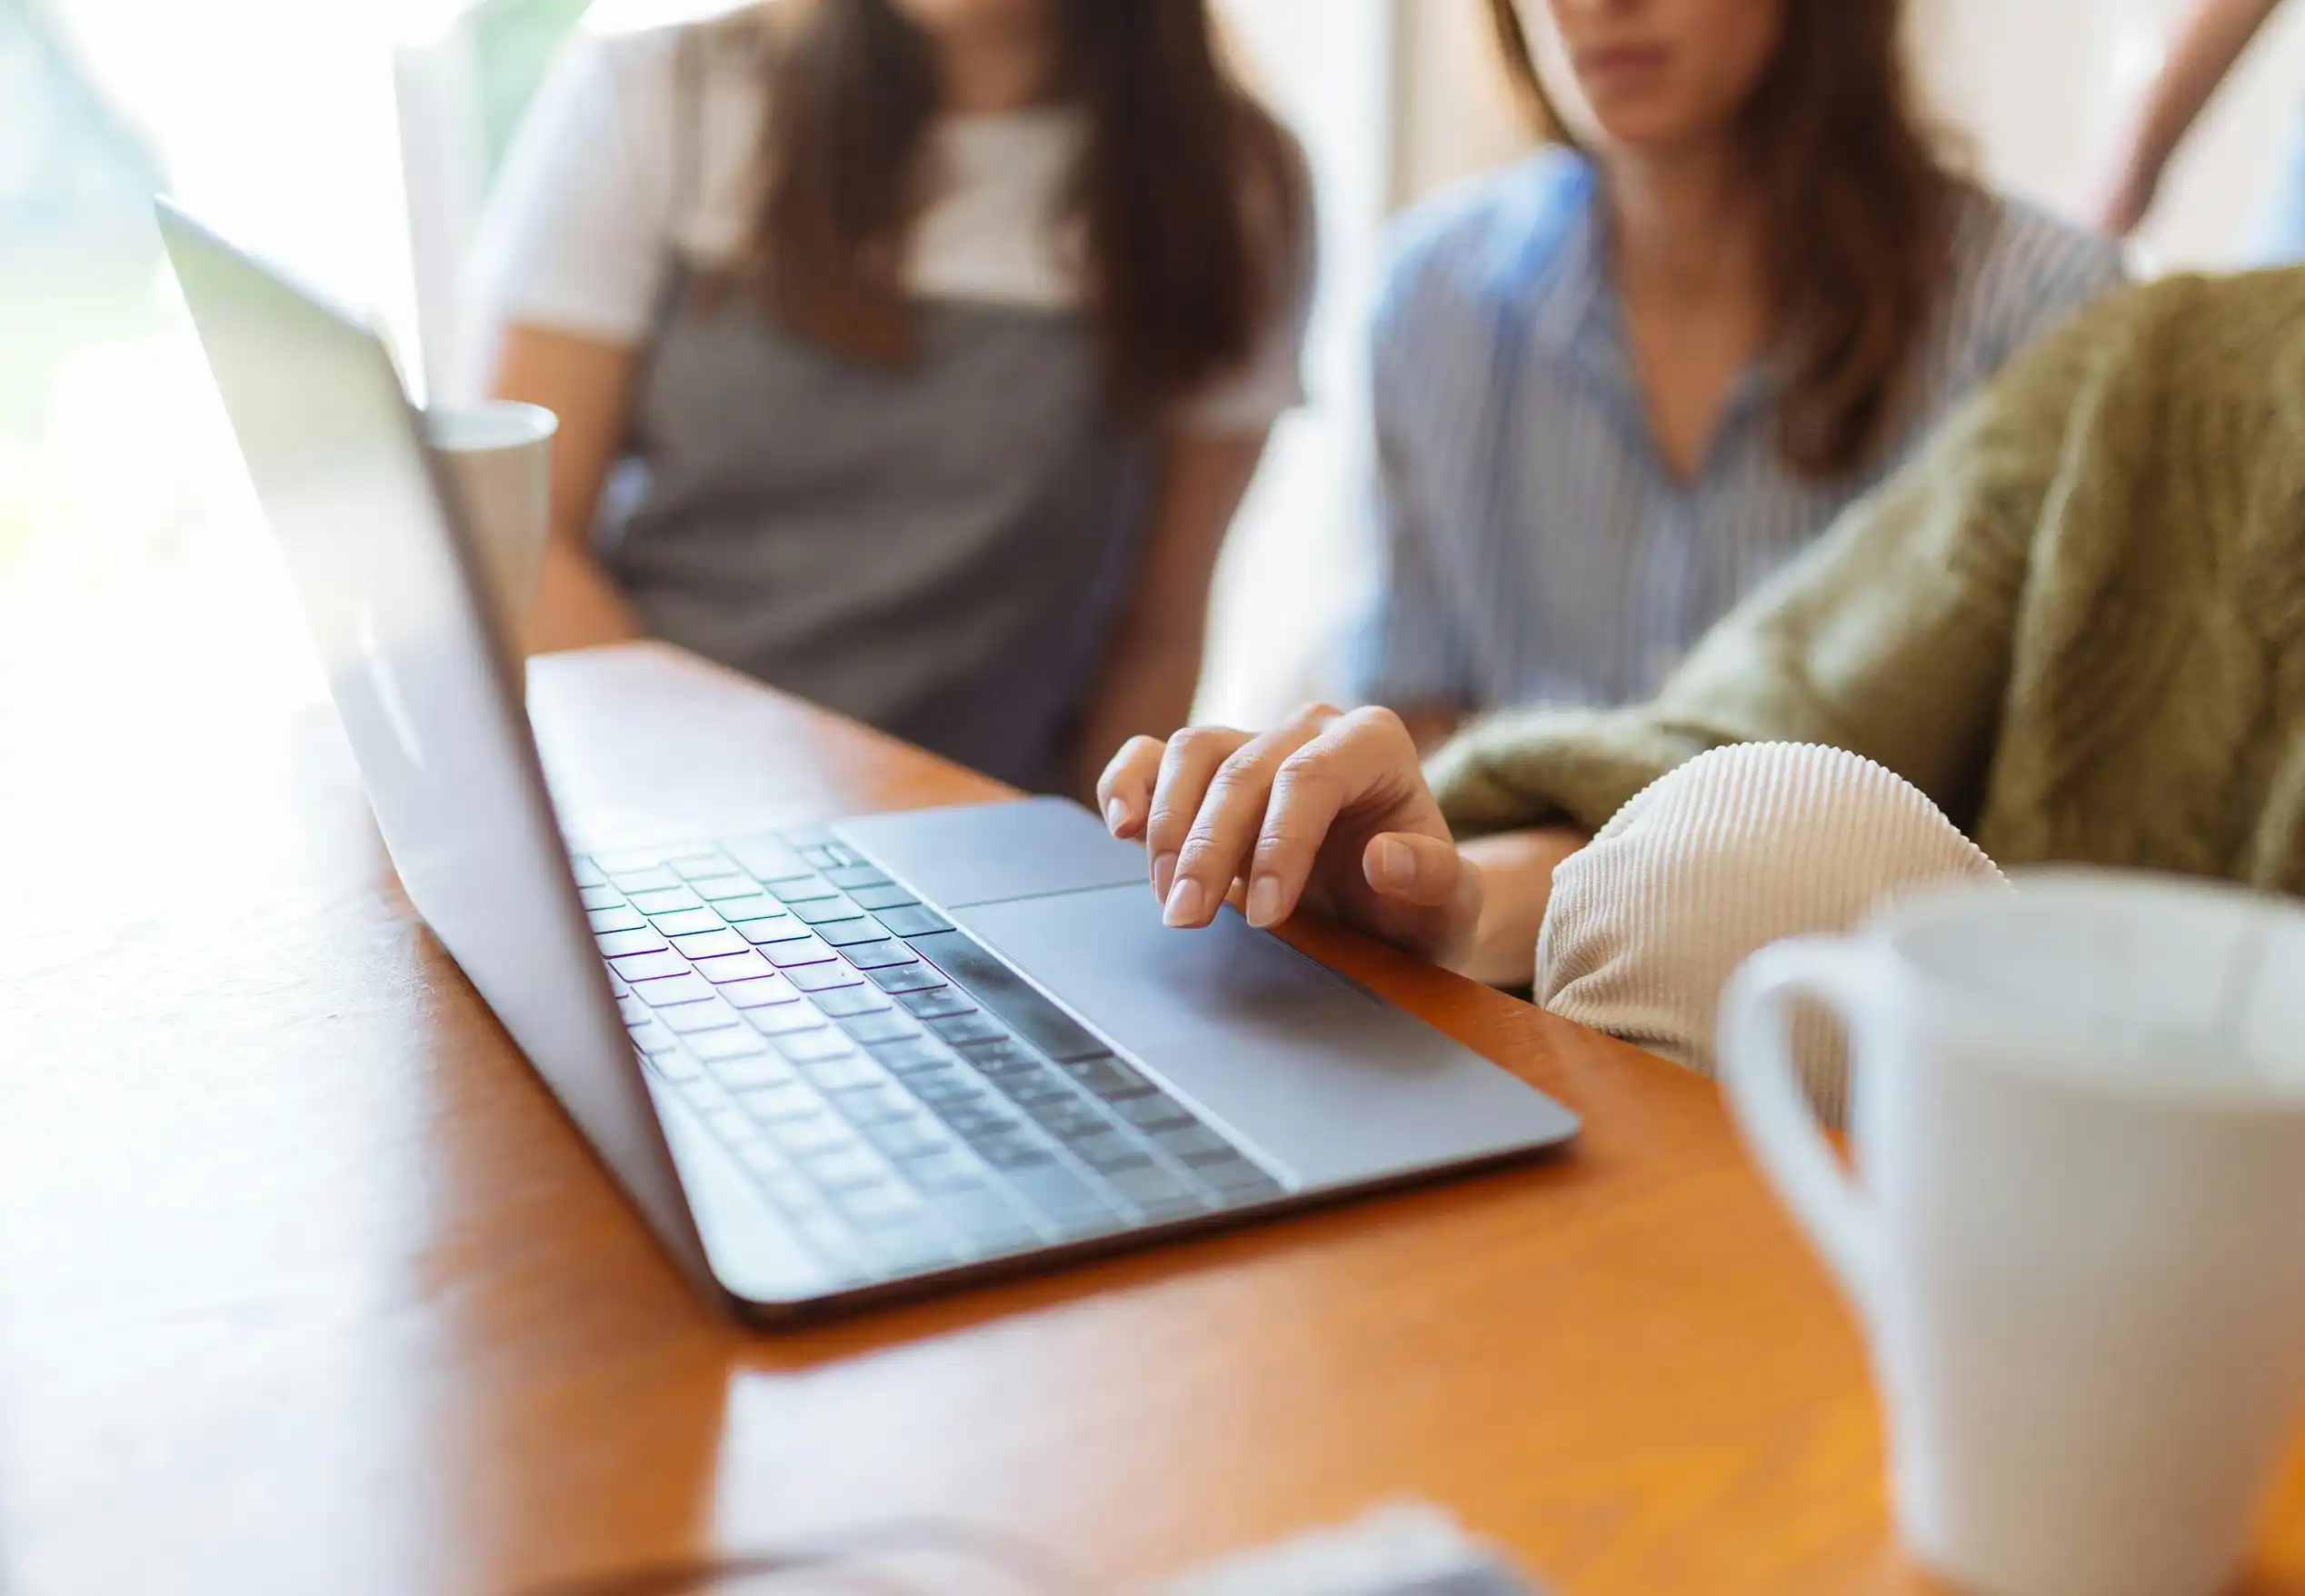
left=157, top=199, right=1579, bottom=1323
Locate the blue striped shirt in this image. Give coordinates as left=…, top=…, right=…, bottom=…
left=1349, top=152, right=2126, bottom=712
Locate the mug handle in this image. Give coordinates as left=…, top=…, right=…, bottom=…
left=1718, top=937, right=1891, bottom=1317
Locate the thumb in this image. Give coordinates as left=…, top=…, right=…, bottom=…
left=1362, top=832, right=1465, bottom=908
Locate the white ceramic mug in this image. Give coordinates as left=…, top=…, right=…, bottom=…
left=424, top=400, right=556, bottom=645
left=1719, top=869, right=2305, bottom=1596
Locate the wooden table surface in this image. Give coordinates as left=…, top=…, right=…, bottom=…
left=4, top=628, right=2301, bottom=1596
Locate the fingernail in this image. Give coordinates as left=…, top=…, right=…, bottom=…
left=1104, top=797, right=1127, bottom=833
left=1162, top=876, right=1209, bottom=928
left=1372, top=836, right=1413, bottom=891
left=1245, top=874, right=1283, bottom=928
left=1152, top=852, right=1179, bottom=901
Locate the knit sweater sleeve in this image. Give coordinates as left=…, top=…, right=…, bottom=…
left=1427, top=290, right=2127, bottom=839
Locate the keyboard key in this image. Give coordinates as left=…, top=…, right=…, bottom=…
left=1059, top=1054, right=1149, bottom=1097
left=902, top=1150, right=984, bottom=1192
left=909, top=1073, right=989, bottom=1109
left=694, top=951, right=776, bottom=984
left=607, top=949, right=687, bottom=983
left=1030, top=1100, right=1112, bottom=1141
left=825, top=864, right=891, bottom=891
left=740, top=919, right=818, bottom=947
left=840, top=1012, right=916, bottom=1045
left=762, top=936, right=837, bottom=968
left=688, top=873, right=763, bottom=902
left=579, top=883, right=624, bottom=911
left=968, top=1130, right=1054, bottom=1170
left=593, top=847, right=676, bottom=873
left=571, top=856, right=607, bottom=888
left=660, top=998, right=741, bottom=1033
left=648, top=908, right=724, bottom=939
left=747, top=1004, right=828, bottom=1037
left=862, top=961, right=940, bottom=993
left=849, top=883, right=920, bottom=912
left=610, top=866, right=683, bottom=895
left=634, top=973, right=717, bottom=1010
left=801, top=1147, right=889, bottom=1192
left=1108, top=1162, right=1200, bottom=1212
left=926, top=1012, right=1005, bottom=1046
left=810, top=986, right=888, bottom=1019
left=1192, top=1157, right=1284, bottom=1199
left=711, top=894, right=786, bottom=923
left=792, top=896, right=863, bottom=925
left=628, top=886, right=705, bottom=915
left=863, top=1118, right=952, bottom=1162
left=765, top=1114, right=854, bottom=1159
left=1003, top=1072, right=1078, bottom=1107
left=963, top=1042, right=1043, bottom=1080
left=937, top=1188, right=1039, bottom=1248
left=789, top=962, right=863, bottom=993
left=736, top=1082, right=818, bottom=1121
left=754, top=1167, right=816, bottom=1209
left=828, top=1085, right=915, bottom=1127
left=944, top=1101, right=1021, bottom=1136
left=907, top=931, right=1107, bottom=1061
left=1005, top=1165, right=1114, bottom=1230
left=874, top=904, right=953, bottom=939
left=712, top=1054, right=799, bottom=1092
left=771, top=877, right=839, bottom=904
left=687, top=1028, right=771, bottom=1062
left=897, top=986, right=974, bottom=1019
left=587, top=905, right=647, bottom=934
left=626, top=1018, right=679, bottom=1055
left=643, top=1048, right=702, bottom=1083
left=797, top=1054, right=880, bottom=1092
left=703, top=1102, right=760, bottom=1144
left=722, top=975, right=803, bottom=1010
left=1152, top=1123, right=1232, bottom=1162
left=868, top=1039, right=951, bottom=1074
left=840, top=939, right=914, bottom=971
left=797, top=843, right=843, bottom=869
left=668, top=928, right=749, bottom=961
left=596, top=928, right=671, bottom=960
left=1068, top=1131, right=1151, bottom=1172
left=814, top=918, right=891, bottom=948
left=776, top=1030, right=860, bottom=1065
left=724, top=835, right=813, bottom=882
left=668, top=853, right=738, bottom=880
left=1111, top=1092, right=1194, bottom=1131
left=830, top=1182, right=924, bottom=1228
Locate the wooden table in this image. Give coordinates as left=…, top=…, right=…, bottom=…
left=3, top=629, right=2301, bottom=1596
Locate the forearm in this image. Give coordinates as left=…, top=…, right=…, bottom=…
left=1455, top=825, right=1587, bottom=986
left=2118, top=0, right=2282, bottom=174
left=526, top=539, right=647, bottom=655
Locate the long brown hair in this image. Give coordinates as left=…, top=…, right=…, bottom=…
left=735, top=0, right=1299, bottom=421
left=1488, top=0, right=1963, bottom=479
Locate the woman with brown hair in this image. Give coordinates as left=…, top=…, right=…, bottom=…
left=1352, top=0, right=2122, bottom=748
left=466, top=0, right=1310, bottom=795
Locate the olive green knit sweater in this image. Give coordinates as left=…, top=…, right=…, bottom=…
left=1427, top=268, right=2305, bottom=894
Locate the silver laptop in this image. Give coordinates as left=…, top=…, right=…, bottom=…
left=158, top=199, right=1578, bottom=1323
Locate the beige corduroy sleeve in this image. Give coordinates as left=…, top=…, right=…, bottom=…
left=1533, top=743, right=2007, bottom=1126
left=1423, top=295, right=2113, bottom=841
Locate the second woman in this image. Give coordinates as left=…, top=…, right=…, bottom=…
left=471, top=0, right=1311, bottom=795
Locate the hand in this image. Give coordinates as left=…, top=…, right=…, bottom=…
left=2089, top=155, right=2161, bottom=238
left=1095, top=703, right=1484, bottom=970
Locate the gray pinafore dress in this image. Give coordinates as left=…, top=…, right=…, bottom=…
left=599, top=39, right=1153, bottom=794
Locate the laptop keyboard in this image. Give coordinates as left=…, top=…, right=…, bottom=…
left=574, top=830, right=1288, bottom=1286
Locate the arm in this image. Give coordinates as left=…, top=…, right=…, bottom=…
left=2093, top=0, right=2286, bottom=234
left=488, top=324, right=647, bottom=654
left=1066, top=431, right=1267, bottom=801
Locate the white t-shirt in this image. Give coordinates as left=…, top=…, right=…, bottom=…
left=462, top=21, right=1314, bottom=434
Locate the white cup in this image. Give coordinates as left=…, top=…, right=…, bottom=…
left=424, top=401, right=556, bottom=645
left=1719, top=869, right=2305, bottom=1596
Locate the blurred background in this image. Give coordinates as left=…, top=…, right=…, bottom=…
left=5, top=0, right=2302, bottom=736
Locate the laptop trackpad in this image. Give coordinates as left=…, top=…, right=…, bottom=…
left=951, top=885, right=1577, bottom=1189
